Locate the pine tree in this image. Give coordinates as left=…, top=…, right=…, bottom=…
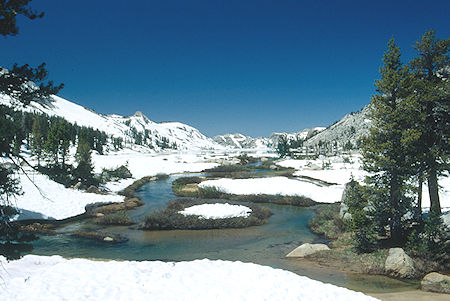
left=410, top=30, right=449, bottom=215
left=31, top=115, right=45, bottom=166
left=361, top=38, right=417, bottom=241
left=74, top=138, right=96, bottom=186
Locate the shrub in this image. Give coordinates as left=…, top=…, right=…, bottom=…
left=155, top=173, right=169, bottom=180
left=100, top=165, right=132, bottom=182
left=342, top=179, right=378, bottom=253
left=94, top=211, right=134, bottom=225
left=406, top=212, right=449, bottom=263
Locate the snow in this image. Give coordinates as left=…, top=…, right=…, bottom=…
left=10, top=170, right=123, bottom=220
left=0, top=255, right=378, bottom=301
left=179, top=203, right=252, bottom=219
left=277, top=156, right=450, bottom=210
left=200, top=177, right=344, bottom=203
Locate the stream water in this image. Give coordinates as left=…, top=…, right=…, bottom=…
left=27, top=173, right=418, bottom=294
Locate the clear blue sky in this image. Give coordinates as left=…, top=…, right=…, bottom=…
left=2, top=0, right=449, bottom=137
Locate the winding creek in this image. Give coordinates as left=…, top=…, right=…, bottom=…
left=27, top=172, right=418, bottom=294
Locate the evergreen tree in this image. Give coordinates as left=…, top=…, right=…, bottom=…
left=31, top=115, right=45, bottom=166
left=361, top=38, right=416, bottom=241
left=74, top=138, right=96, bottom=186
left=410, top=30, right=449, bottom=215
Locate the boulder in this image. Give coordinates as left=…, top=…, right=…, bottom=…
left=442, top=211, right=450, bottom=229
left=87, top=185, right=99, bottom=194
left=421, top=272, right=450, bottom=294
left=73, top=181, right=83, bottom=190
left=384, top=248, right=416, bottom=278
left=286, top=243, right=330, bottom=258
left=103, top=236, right=114, bottom=242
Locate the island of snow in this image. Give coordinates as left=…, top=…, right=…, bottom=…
left=179, top=203, right=252, bottom=219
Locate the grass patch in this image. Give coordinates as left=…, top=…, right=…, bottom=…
left=308, top=203, right=347, bottom=245
left=172, top=176, right=204, bottom=197
left=142, top=198, right=272, bottom=230
left=119, top=176, right=154, bottom=198
left=307, top=247, right=388, bottom=275
left=94, top=211, right=134, bottom=225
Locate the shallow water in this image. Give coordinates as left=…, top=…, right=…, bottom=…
left=28, top=173, right=419, bottom=293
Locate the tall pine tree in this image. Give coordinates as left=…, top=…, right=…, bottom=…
left=410, top=30, right=449, bottom=215
left=362, top=38, right=417, bottom=241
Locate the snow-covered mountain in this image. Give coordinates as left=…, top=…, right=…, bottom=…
left=0, top=94, right=221, bottom=151
left=214, top=128, right=326, bottom=150
left=303, top=105, right=371, bottom=151
left=269, top=127, right=326, bottom=146
left=213, top=133, right=270, bottom=149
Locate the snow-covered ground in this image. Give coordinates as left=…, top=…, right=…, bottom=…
left=0, top=255, right=378, bottom=301
left=179, top=203, right=252, bottom=219
left=10, top=170, right=123, bottom=220
left=277, top=155, right=450, bottom=210
left=200, top=177, right=344, bottom=203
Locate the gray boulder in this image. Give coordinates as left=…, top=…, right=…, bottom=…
left=384, top=248, right=416, bottom=278
left=421, top=272, right=450, bottom=294
left=87, top=185, right=99, bottom=194
left=286, top=243, right=330, bottom=258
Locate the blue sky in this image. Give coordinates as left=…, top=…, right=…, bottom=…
left=2, top=0, right=449, bottom=137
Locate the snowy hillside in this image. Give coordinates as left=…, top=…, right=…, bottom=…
left=303, top=105, right=371, bottom=152
left=213, top=133, right=270, bottom=149
left=270, top=127, right=326, bottom=146
left=0, top=94, right=221, bottom=152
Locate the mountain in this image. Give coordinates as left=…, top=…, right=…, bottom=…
left=213, top=133, right=270, bottom=149
left=269, top=127, right=326, bottom=145
left=214, top=127, right=326, bottom=150
left=0, top=94, right=220, bottom=152
left=303, top=105, right=371, bottom=152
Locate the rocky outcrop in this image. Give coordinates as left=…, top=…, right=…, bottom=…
left=384, top=248, right=416, bottom=278
left=286, top=243, right=330, bottom=258
left=421, top=272, right=450, bottom=294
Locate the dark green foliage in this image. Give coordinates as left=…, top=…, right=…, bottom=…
left=342, top=179, right=378, bottom=253
left=406, top=212, right=449, bottom=263
left=0, top=0, right=44, bottom=36
left=276, top=135, right=289, bottom=158
left=100, top=164, right=132, bottom=182
left=172, top=176, right=203, bottom=186
left=143, top=199, right=272, bottom=230
left=361, top=38, right=416, bottom=241
left=236, top=154, right=259, bottom=165
left=73, top=138, right=98, bottom=186
left=409, top=30, right=449, bottom=215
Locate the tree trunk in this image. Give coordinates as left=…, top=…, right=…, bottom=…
left=417, top=175, right=422, bottom=222
left=427, top=165, right=441, bottom=215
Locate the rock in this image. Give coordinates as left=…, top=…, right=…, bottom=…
left=269, top=165, right=278, bottom=170
left=103, top=236, right=114, bottom=242
left=87, top=185, right=99, bottom=194
left=286, top=243, right=330, bottom=258
left=384, top=248, right=416, bottom=278
left=95, top=213, right=105, bottom=217
left=421, top=272, right=450, bottom=294
left=442, top=211, right=450, bottom=229
left=73, top=181, right=83, bottom=190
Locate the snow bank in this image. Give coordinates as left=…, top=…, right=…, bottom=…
left=0, top=255, right=378, bottom=301
left=179, top=203, right=252, bottom=219
left=11, top=171, right=123, bottom=220
left=199, top=177, right=344, bottom=203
